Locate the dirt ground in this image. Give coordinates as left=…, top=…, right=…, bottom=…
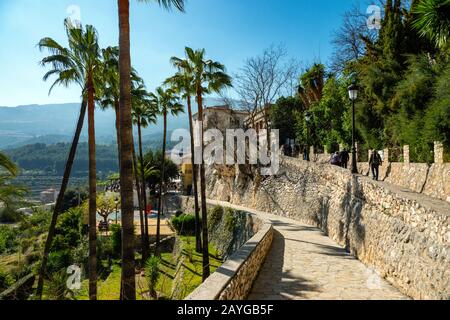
left=135, top=217, right=174, bottom=236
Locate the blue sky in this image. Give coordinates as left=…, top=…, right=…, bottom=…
left=0, top=0, right=368, bottom=107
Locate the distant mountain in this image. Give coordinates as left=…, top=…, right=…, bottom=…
left=0, top=98, right=238, bottom=149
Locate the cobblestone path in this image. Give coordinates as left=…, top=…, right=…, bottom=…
left=208, top=200, right=408, bottom=300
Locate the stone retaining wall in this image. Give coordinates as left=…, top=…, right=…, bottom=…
left=310, top=146, right=450, bottom=203
left=356, top=162, right=450, bottom=202
left=204, top=157, right=450, bottom=300
left=186, top=205, right=274, bottom=300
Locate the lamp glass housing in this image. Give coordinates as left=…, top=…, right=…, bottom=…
left=348, top=83, right=359, bottom=101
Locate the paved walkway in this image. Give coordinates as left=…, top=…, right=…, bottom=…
left=208, top=200, right=409, bottom=300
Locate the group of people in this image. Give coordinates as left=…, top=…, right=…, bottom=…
left=330, top=150, right=350, bottom=169
left=282, top=142, right=384, bottom=181
left=282, top=143, right=301, bottom=157
left=330, top=149, right=383, bottom=181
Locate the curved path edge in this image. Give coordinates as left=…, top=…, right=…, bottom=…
left=206, top=199, right=409, bottom=300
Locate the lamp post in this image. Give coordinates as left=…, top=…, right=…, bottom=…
left=114, top=197, right=119, bottom=225
left=348, top=82, right=359, bottom=174
left=304, top=112, right=311, bottom=161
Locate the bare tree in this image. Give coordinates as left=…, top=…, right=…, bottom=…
left=330, top=3, right=381, bottom=74
left=234, top=44, right=300, bottom=129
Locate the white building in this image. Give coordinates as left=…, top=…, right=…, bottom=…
left=40, top=188, right=58, bottom=204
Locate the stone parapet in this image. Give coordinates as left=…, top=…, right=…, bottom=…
left=186, top=202, right=274, bottom=300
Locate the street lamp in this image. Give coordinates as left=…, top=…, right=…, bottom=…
left=348, top=82, right=359, bottom=174
left=114, top=197, right=119, bottom=225
left=304, top=112, right=311, bottom=161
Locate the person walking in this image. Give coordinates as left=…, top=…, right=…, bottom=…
left=330, top=151, right=341, bottom=167
left=369, top=149, right=383, bottom=181
left=303, top=146, right=310, bottom=161
left=340, top=149, right=350, bottom=169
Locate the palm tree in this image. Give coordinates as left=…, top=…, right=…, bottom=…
left=0, top=153, right=26, bottom=218
left=99, top=49, right=150, bottom=263
left=165, top=64, right=202, bottom=253
left=183, top=47, right=232, bottom=281
left=36, top=19, right=102, bottom=300
left=100, top=46, right=122, bottom=160
left=117, top=0, right=185, bottom=300
left=151, top=86, right=184, bottom=253
left=132, top=84, right=158, bottom=262
left=0, top=153, right=18, bottom=177
left=412, top=0, right=450, bottom=50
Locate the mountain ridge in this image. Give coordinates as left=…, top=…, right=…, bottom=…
left=0, top=98, right=238, bottom=149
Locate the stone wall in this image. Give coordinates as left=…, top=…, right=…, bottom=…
left=186, top=203, right=274, bottom=300
left=308, top=142, right=450, bottom=203
left=204, top=157, right=450, bottom=300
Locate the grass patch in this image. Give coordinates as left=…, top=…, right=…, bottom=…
left=174, top=236, right=223, bottom=299
left=71, top=236, right=222, bottom=300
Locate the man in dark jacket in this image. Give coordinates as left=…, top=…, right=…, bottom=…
left=369, top=150, right=383, bottom=181
left=339, top=150, right=350, bottom=169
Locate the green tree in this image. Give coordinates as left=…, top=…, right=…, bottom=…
left=151, top=86, right=184, bottom=253
left=270, top=96, right=304, bottom=146
left=165, top=59, right=202, bottom=253
left=0, top=153, right=26, bottom=223
left=412, top=0, right=450, bottom=50
left=183, top=47, right=232, bottom=281
left=132, top=83, right=157, bottom=261
left=36, top=19, right=103, bottom=299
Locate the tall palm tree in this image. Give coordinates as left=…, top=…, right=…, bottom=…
left=412, top=0, right=450, bottom=50
left=151, top=87, right=184, bottom=253
left=165, top=64, right=202, bottom=253
left=99, top=50, right=149, bottom=262
left=36, top=19, right=101, bottom=300
left=132, top=84, right=158, bottom=262
left=117, top=0, right=185, bottom=300
left=100, top=46, right=122, bottom=160
left=183, top=47, right=232, bottom=281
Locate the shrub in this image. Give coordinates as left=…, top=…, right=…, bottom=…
left=0, top=269, right=13, bottom=292
left=0, top=208, right=22, bottom=223
left=145, top=256, right=161, bottom=299
left=175, top=210, right=183, bottom=218
left=208, top=206, right=224, bottom=230
left=0, top=225, right=17, bottom=255
left=47, top=269, right=71, bottom=300
left=52, top=208, right=83, bottom=251
left=171, top=214, right=197, bottom=236
left=97, top=236, right=114, bottom=262
left=224, top=208, right=239, bottom=232
left=47, top=250, right=72, bottom=275
left=110, top=224, right=121, bottom=256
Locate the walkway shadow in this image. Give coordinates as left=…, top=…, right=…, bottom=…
left=248, top=230, right=320, bottom=300
left=284, top=238, right=355, bottom=260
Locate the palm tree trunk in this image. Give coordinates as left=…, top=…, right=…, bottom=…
left=35, top=99, right=87, bottom=299
left=187, top=95, right=202, bottom=253
left=196, top=92, right=210, bottom=281
left=132, top=136, right=147, bottom=265
left=156, top=112, right=167, bottom=255
left=118, top=0, right=136, bottom=300
left=138, top=118, right=150, bottom=262
left=87, top=73, right=97, bottom=301
left=114, top=100, right=122, bottom=171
